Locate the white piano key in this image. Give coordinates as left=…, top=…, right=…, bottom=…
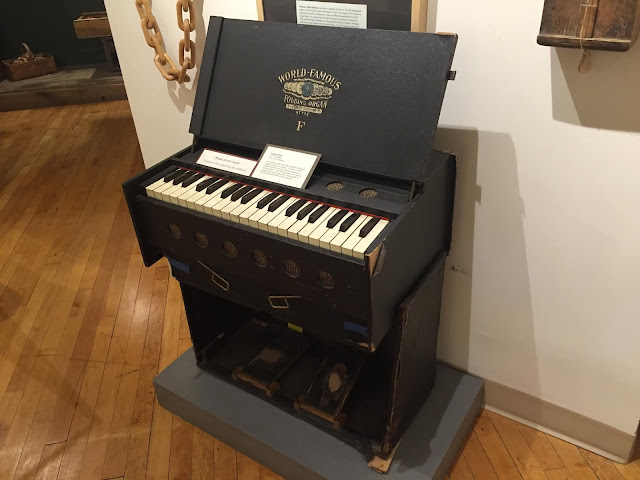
left=287, top=209, right=317, bottom=240
left=229, top=190, right=267, bottom=223
left=159, top=171, right=192, bottom=200
left=267, top=198, right=297, bottom=233
left=202, top=183, right=237, bottom=216
left=150, top=176, right=181, bottom=199
left=352, top=219, right=390, bottom=259
left=171, top=176, right=199, bottom=206
left=341, top=217, right=376, bottom=256
left=204, top=194, right=234, bottom=217
left=185, top=189, right=209, bottom=211
left=238, top=191, right=271, bottom=225
left=298, top=207, right=336, bottom=244
left=193, top=180, right=229, bottom=212
left=177, top=177, right=209, bottom=207
left=248, top=200, right=278, bottom=229
left=253, top=197, right=292, bottom=232
left=160, top=182, right=186, bottom=203
left=166, top=177, right=198, bottom=205
left=145, top=178, right=167, bottom=198
left=307, top=207, right=340, bottom=246
left=194, top=191, right=217, bottom=212
left=318, top=215, right=349, bottom=250
left=276, top=213, right=301, bottom=238
left=219, top=196, right=243, bottom=219
left=329, top=215, right=368, bottom=253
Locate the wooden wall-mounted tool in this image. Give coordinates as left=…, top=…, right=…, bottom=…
left=538, top=0, right=640, bottom=71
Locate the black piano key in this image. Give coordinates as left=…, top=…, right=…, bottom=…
left=220, top=183, right=243, bottom=199
left=256, top=192, right=279, bottom=209
left=240, top=188, right=263, bottom=204
left=339, top=213, right=361, bottom=232
left=182, top=173, right=204, bottom=187
left=195, top=177, right=217, bottom=191
left=359, top=217, right=380, bottom=237
left=230, top=185, right=254, bottom=202
left=326, top=210, right=348, bottom=228
left=308, top=205, right=329, bottom=223
left=206, top=179, right=229, bottom=194
left=285, top=199, right=307, bottom=217
left=296, top=202, right=317, bottom=220
left=164, top=168, right=183, bottom=182
left=267, top=195, right=289, bottom=212
left=172, top=171, right=192, bottom=185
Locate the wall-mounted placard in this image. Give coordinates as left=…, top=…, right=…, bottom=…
left=256, top=0, right=428, bottom=32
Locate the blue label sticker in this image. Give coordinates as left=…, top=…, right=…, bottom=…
left=168, top=258, right=190, bottom=273
left=344, top=321, right=367, bottom=337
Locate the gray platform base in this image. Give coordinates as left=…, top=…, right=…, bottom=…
left=154, top=349, right=484, bottom=480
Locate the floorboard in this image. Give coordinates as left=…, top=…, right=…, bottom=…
left=0, top=101, right=637, bottom=480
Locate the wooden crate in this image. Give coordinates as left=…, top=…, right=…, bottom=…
left=74, top=11, right=111, bottom=39
left=2, top=55, right=57, bottom=82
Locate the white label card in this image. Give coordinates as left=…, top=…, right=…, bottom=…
left=252, top=145, right=321, bottom=189
left=296, top=1, right=367, bottom=29
left=196, top=149, right=257, bottom=176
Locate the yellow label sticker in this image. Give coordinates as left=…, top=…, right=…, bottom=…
left=287, top=323, right=303, bottom=333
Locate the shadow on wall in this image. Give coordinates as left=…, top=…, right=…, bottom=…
left=551, top=44, right=640, bottom=133
left=166, top=0, right=207, bottom=113
left=433, top=128, right=541, bottom=408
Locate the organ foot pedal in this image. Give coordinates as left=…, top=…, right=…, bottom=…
left=233, top=322, right=311, bottom=397
left=295, top=348, right=366, bottom=428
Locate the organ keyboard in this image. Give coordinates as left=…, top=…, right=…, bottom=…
left=123, top=16, right=458, bottom=472
left=144, top=167, right=390, bottom=259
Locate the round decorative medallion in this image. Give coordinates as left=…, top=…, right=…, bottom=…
left=317, top=271, right=335, bottom=289
left=359, top=188, right=378, bottom=198
left=282, top=259, right=301, bottom=278
left=168, top=223, right=181, bottom=239
left=252, top=249, right=268, bottom=267
left=223, top=240, right=238, bottom=257
left=195, top=232, right=208, bottom=248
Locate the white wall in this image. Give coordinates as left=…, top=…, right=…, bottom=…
left=106, top=0, right=640, bottom=441
left=434, top=0, right=640, bottom=437
left=104, top=0, right=258, bottom=166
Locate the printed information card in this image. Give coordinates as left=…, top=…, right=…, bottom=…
left=296, top=1, right=367, bottom=29
left=196, top=149, right=257, bottom=176
left=252, top=144, right=321, bottom=189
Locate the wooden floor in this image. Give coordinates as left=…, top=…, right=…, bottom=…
left=0, top=101, right=637, bottom=480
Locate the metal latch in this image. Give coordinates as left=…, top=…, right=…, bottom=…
left=268, top=295, right=302, bottom=309
left=198, top=261, right=230, bottom=292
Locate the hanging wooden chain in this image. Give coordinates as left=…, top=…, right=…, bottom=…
left=135, top=0, right=196, bottom=83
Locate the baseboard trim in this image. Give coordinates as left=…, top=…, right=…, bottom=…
left=482, top=378, right=637, bottom=464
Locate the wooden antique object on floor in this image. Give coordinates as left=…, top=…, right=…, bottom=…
left=123, top=17, right=457, bottom=472
left=2, top=43, right=57, bottom=82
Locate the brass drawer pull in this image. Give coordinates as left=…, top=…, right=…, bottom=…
left=268, top=295, right=302, bottom=309
left=198, top=261, right=230, bottom=292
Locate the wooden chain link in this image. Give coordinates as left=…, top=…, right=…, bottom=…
left=135, top=0, right=196, bottom=83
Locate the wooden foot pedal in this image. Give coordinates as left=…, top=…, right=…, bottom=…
left=297, top=348, right=366, bottom=427
left=233, top=327, right=311, bottom=397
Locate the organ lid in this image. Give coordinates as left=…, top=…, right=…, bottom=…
left=190, top=17, right=457, bottom=183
